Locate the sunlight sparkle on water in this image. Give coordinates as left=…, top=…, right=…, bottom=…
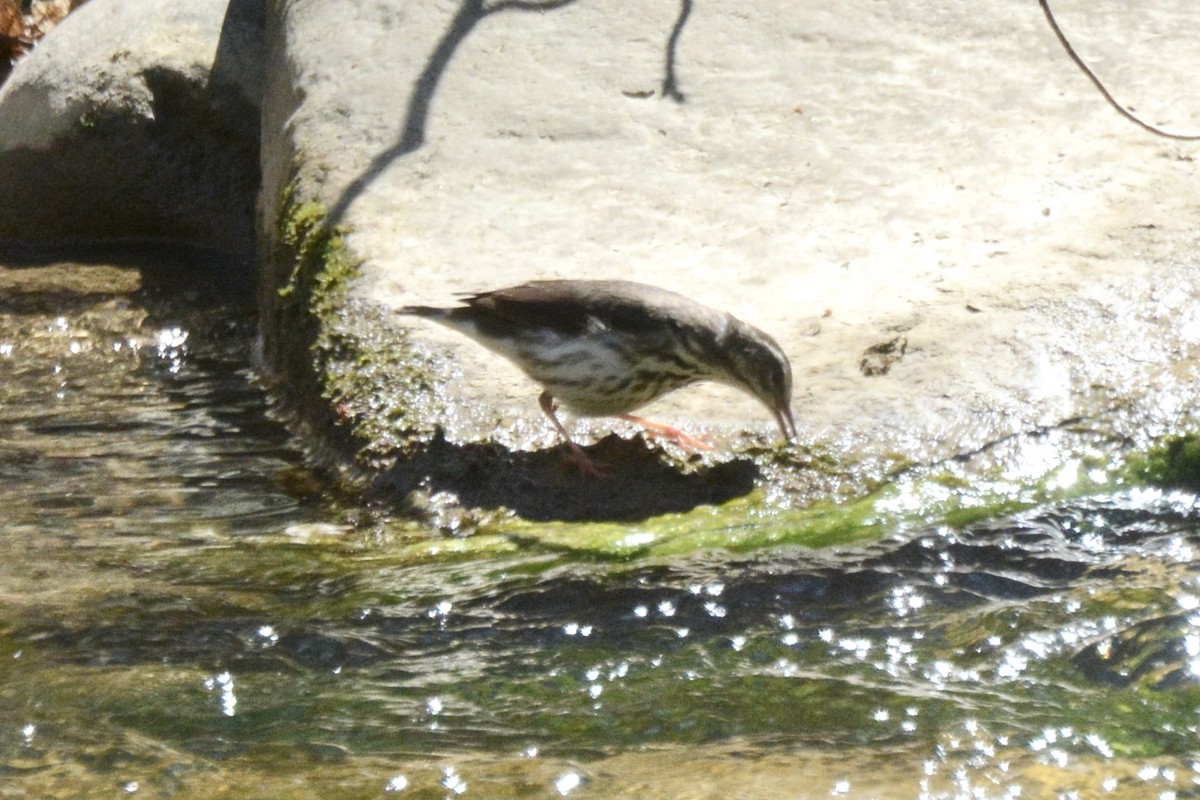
left=156, top=326, right=187, bottom=350
left=554, top=772, right=582, bottom=796
left=283, top=522, right=350, bottom=541
left=616, top=531, right=656, bottom=549
left=155, top=326, right=188, bottom=373
left=835, top=636, right=872, bottom=660
left=254, top=625, right=279, bottom=647
left=1182, top=630, right=1200, bottom=678
left=1085, top=732, right=1114, bottom=759
left=996, top=648, right=1028, bottom=680
left=203, top=671, right=237, bottom=717
left=442, top=767, right=467, bottom=795
left=888, top=585, right=927, bottom=617
left=925, top=659, right=980, bottom=688
left=880, top=636, right=918, bottom=677
left=1164, top=536, right=1195, bottom=563
left=1001, top=437, right=1071, bottom=485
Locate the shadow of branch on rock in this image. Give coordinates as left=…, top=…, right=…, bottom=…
left=661, top=0, right=692, bottom=102
left=370, top=431, right=759, bottom=523
left=325, top=0, right=580, bottom=228
left=325, top=0, right=696, bottom=228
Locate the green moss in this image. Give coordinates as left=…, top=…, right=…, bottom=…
left=265, top=180, right=444, bottom=476
left=1122, top=433, right=1200, bottom=491
left=374, top=497, right=871, bottom=563
left=430, top=428, right=1142, bottom=560
left=274, top=181, right=359, bottom=309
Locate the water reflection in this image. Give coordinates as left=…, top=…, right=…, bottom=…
left=4, top=262, right=1200, bottom=797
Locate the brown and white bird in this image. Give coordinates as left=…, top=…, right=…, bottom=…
left=399, top=279, right=796, bottom=471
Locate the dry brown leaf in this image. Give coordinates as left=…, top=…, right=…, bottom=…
left=0, top=0, right=25, bottom=67
left=24, top=0, right=75, bottom=41
left=0, top=0, right=20, bottom=37
left=0, top=0, right=87, bottom=78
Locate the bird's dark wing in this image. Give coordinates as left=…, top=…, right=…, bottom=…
left=463, top=280, right=687, bottom=336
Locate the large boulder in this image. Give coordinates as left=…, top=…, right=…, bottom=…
left=257, top=0, right=1200, bottom=516
left=0, top=0, right=263, bottom=256
left=258, top=0, right=1200, bottom=519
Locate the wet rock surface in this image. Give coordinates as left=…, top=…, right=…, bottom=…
left=258, top=0, right=1200, bottom=513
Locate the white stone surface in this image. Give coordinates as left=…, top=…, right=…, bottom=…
left=263, top=0, right=1200, bottom=457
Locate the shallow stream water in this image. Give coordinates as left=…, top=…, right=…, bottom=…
left=3, top=261, right=1200, bottom=799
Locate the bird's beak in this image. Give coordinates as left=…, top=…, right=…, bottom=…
left=773, top=400, right=797, bottom=443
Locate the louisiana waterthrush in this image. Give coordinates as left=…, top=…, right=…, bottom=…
left=399, top=279, right=796, bottom=471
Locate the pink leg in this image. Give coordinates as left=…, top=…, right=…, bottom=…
left=618, top=414, right=715, bottom=452
left=539, top=391, right=606, bottom=477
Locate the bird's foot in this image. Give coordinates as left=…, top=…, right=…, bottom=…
left=618, top=414, right=715, bottom=452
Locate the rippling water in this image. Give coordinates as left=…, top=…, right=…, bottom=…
left=3, top=261, right=1200, bottom=799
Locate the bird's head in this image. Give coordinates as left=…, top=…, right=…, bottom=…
left=720, top=319, right=797, bottom=442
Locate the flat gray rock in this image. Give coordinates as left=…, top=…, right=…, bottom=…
left=256, top=0, right=1200, bottom=510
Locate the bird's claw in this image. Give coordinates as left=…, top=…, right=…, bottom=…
left=619, top=414, right=715, bottom=453
left=652, top=428, right=715, bottom=452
